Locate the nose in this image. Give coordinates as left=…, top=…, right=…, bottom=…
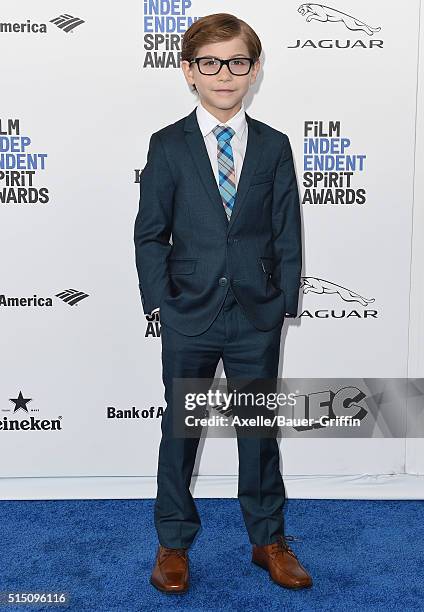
left=218, top=64, right=233, bottom=79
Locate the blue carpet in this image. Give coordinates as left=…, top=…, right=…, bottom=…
left=0, top=498, right=423, bottom=611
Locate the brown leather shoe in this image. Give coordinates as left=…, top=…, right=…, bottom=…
left=252, top=534, right=313, bottom=589
left=150, top=545, right=189, bottom=593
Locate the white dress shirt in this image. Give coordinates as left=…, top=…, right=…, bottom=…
left=195, top=99, right=248, bottom=189
left=150, top=101, right=291, bottom=317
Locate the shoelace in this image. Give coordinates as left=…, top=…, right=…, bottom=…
left=159, top=546, right=188, bottom=564
left=268, top=534, right=302, bottom=558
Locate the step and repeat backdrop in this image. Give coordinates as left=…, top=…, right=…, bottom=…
left=1, top=0, right=423, bottom=497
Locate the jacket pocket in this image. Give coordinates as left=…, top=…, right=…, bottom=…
left=259, top=256, right=275, bottom=274
left=167, top=258, right=197, bottom=275
left=250, top=171, right=274, bottom=185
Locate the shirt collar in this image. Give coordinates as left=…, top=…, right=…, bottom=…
left=196, top=100, right=247, bottom=142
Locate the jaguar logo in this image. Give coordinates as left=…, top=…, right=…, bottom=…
left=301, top=277, right=375, bottom=306
left=298, top=4, right=381, bottom=36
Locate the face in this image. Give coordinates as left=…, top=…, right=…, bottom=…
left=181, top=36, right=260, bottom=122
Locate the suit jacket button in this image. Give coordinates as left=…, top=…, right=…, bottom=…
left=218, top=277, right=227, bottom=286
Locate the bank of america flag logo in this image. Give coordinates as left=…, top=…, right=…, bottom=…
left=55, top=289, right=89, bottom=306
left=50, top=14, right=85, bottom=33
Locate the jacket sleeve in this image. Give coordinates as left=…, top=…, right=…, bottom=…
left=272, top=134, right=302, bottom=317
left=134, top=132, right=173, bottom=315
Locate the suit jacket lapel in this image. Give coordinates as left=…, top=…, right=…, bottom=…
left=184, top=107, right=264, bottom=230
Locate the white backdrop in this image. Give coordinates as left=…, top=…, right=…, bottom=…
left=1, top=0, right=423, bottom=499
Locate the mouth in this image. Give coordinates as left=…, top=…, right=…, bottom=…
left=214, top=89, right=235, bottom=94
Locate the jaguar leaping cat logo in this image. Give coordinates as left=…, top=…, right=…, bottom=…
left=301, top=277, right=375, bottom=306
left=298, top=4, right=381, bottom=36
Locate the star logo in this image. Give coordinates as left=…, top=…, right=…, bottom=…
left=9, top=391, right=32, bottom=413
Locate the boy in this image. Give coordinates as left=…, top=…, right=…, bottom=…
left=134, top=13, right=312, bottom=593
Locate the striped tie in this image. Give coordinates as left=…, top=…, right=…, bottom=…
left=212, top=125, right=236, bottom=220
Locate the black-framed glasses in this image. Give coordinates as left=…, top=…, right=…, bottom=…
left=189, top=56, right=256, bottom=76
